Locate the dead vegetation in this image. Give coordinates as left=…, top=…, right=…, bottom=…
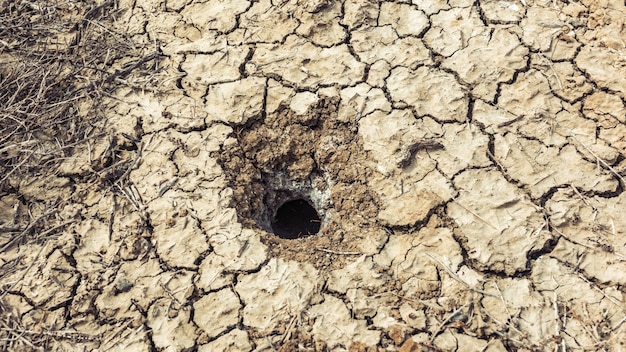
left=0, top=1, right=160, bottom=349
left=0, top=0, right=158, bottom=190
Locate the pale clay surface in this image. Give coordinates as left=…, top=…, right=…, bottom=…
left=1, top=0, right=626, bottom=351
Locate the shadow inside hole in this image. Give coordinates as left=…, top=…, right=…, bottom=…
left=271, top=199, right=321, bottom=239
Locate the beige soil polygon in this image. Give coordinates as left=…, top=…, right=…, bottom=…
left=1, top=0, right=626, bottom=351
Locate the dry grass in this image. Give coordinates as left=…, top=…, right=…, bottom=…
left=0, top=1, right=160, bottom=350
left=0, top=0, right=158, bottom=191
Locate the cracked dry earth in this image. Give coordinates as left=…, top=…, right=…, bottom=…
left=3, top=0, right=626, bottom=351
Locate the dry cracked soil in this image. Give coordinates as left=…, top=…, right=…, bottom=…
left=1, top=0, right=626, bottom=351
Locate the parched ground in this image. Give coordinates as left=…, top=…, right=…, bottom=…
left=1, top=0, right=626, bottom=351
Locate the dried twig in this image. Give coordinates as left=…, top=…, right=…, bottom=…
left=451, top=200, right=500, bottom=231
left=314, top=247, right=361, bottom=255
left=396, top=138, right=445, bottom=168
left=0, top=219, right=74, bottom=300
left=0, top=319, right=40, bottom=351
left=569, top=133, right=626, bottom=187
left=577, top=273, right=623, bottom=308
left=425, top=253, right=498, bottom=297
left=0, top=209, right=58, bottom=252
left=429, top=302, right=472, bottom=344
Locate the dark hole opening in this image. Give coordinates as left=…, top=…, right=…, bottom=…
left=271, top=199, right=321, bottom=239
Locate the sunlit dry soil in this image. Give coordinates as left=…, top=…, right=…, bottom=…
left=1, top=0, right=626, bottom=351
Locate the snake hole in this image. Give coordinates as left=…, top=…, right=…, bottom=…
left=271, top=198, right=321, bottom=239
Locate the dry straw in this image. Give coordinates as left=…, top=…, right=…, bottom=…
left=0, top=1, right=161, bottom=349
